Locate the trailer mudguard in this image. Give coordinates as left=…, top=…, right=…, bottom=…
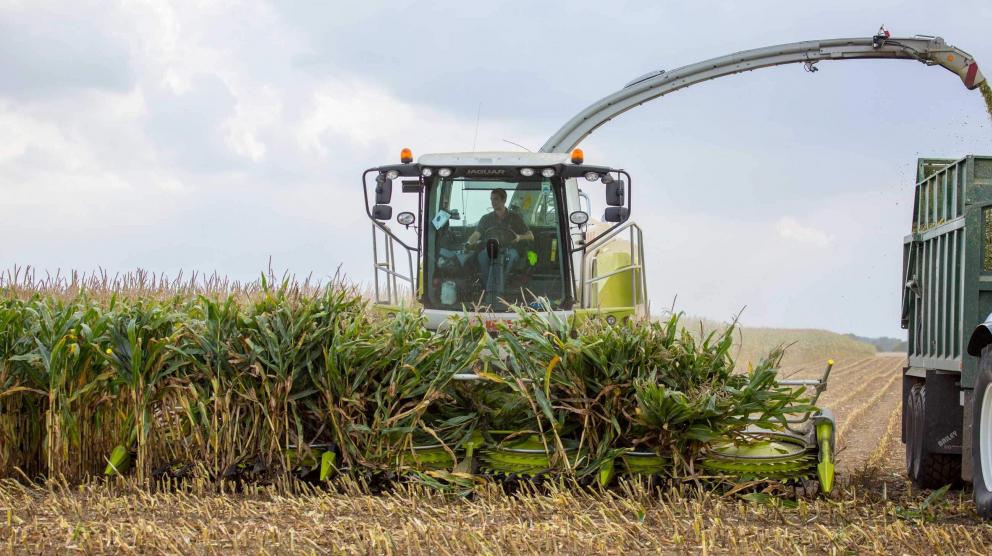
left=924, top=370, right=965, bottom=454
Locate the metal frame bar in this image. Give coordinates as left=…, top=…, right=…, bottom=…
left=780, top=361, right=834, bottom=430
left=363, top=167, right=424, bottom=306
left=371, top=223, right=416, bottom=306
left=577, top=220, right=647, bottom=310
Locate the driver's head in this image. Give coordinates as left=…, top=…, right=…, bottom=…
left=490, top=188, right=507, bottom=211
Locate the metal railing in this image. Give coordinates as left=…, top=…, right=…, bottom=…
left=371, top=223, right=416, bottom=306
left=578, top=221, right=647, bottom=311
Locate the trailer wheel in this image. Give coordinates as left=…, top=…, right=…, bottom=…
left=973, top=350, right=992, bottom=519
left=906, top=383, right=962, bottom=489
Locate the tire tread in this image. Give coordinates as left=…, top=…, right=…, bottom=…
left=908, top=384, right=963, bottom=489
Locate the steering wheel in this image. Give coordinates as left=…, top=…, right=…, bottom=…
left=466, top=226, right=518, bottom=251
left=482, top=227, right=518, bottom=247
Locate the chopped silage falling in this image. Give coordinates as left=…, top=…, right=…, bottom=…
left=981, top=82, right=992, bottom=124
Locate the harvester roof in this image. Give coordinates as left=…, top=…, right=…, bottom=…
left=417, top=152, right=571, bottom=167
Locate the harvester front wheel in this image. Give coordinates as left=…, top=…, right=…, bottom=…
left=973, top=347, right=992, bottom=519
left=906, top=383, right=962, bottom=489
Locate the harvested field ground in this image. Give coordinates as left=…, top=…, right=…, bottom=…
left=3, top=354, right=991, bottom=555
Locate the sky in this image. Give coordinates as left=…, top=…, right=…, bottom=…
left=1, top=0, right=990, bottom=338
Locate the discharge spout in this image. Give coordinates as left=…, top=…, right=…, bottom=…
left=928, top=37, right=985, bottom=90
left=542, top=34, right=987, bottom=153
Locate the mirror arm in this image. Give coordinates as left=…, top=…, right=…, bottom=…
left=570, top=170, right=632, bottom=253
left=362, top=169, right=420, bottom=253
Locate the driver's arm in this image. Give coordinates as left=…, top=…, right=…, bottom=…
left=512, top=215, right=533, bottom=243
left=467, top=215, right=485, bottom=246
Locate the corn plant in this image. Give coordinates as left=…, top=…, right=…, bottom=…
left=0, top=298, right=43, bottom=476
left=103, top=300, right=184, bottom=480
left=225, top=286, right=322, bottom=471
left=167, top=295, right=253, bottom=476
left=633, top=324, right=814, bottom=474
left=365, top=314, right=485, bottom=468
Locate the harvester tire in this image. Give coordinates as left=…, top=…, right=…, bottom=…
left=972, top=348, right=992, bottom=519
left=906, top=383, right=962, bottom=489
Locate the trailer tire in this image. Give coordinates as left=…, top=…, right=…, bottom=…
left=973, top=350, right=992, bottom=519
left=906, top=383, right=962, bottom=489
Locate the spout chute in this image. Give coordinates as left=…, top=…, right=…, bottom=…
left=542, top=35, right=986, bottom=153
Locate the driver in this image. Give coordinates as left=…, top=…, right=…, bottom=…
left=466, top=188, right=534, bottom=293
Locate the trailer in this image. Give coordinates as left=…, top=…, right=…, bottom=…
left=902, top=155, right=992, bottom=517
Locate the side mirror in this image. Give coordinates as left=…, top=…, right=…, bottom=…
left=375, top=175, right=393, bottom=204
left=372, top=204, right=393, bottom=221
left=604, top=207, right=629, bottom=223
left=569, top=211, right=589, bottom=226
left=605, top=180, right=625, bottom=207
left=396, top=211, right=416, bottom=227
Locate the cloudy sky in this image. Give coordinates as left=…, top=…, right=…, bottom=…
left=2, top=1, right=990, bottom=337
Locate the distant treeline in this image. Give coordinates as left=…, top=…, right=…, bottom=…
left=845, top=334, right=907, bottom=353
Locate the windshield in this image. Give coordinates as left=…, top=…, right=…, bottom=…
left=424, top=177, right=567, bottom=311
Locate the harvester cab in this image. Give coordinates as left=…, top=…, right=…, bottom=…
left=362, top=149, right=646, bottom=329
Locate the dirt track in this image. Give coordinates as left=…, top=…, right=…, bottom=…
left=784, top=353, right=907, bottom=477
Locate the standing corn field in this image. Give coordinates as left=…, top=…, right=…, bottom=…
left=0, top=275, right=813, bottom=487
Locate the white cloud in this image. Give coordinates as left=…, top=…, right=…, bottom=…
left=296, top=80, right=543, bottom=159
left=223, top=83, right=282, bottom=162
left=775, top=217, right=832, bottom=248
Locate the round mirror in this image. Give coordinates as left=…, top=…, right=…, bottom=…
left=396, top=211, right=416, bottom=226
left=569, top=210, right=589, bottom=226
